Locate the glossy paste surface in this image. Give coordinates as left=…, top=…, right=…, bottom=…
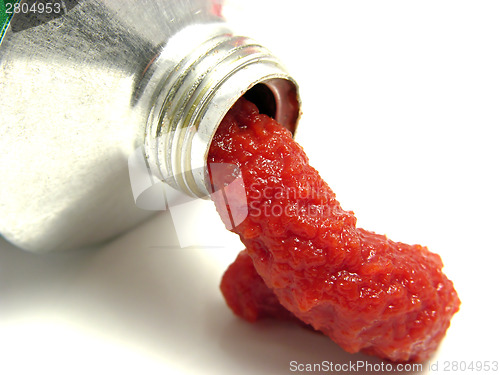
left=209, top=98, right=460, bottom=362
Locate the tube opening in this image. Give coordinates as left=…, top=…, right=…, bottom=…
left=243, top=79, right=300, bottom=136
left=243, top=84, right=276, bottom=119
left=146, top=27, right=301, bottom=198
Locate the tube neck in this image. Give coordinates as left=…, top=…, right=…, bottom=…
left=144, top=23, right=300, bottom=198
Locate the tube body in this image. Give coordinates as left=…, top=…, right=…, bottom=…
left=0, top=0, right=299, bottom=252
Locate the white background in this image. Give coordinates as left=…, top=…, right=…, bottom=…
left=1, top=1, right=499, bottom=374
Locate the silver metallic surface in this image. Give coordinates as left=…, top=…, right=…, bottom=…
left=145, top=25, right=299, bottom=197
left=0, top=0, right=300, bottom=253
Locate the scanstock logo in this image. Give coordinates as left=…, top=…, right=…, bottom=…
left=127, top=146, right=247, bottom=247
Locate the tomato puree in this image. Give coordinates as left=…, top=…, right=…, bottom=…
left=208, top=98, right=460, bottom=362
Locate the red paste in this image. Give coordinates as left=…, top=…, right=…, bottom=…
left=208, top=98, right=460, bottom=362
left=220, top=249, right=301, bottom=323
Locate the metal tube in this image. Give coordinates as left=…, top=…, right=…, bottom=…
left=0, top=0, right=300, bottom=252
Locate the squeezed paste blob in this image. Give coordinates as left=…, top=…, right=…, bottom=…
left=209, top=98, right=460, bottom=362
